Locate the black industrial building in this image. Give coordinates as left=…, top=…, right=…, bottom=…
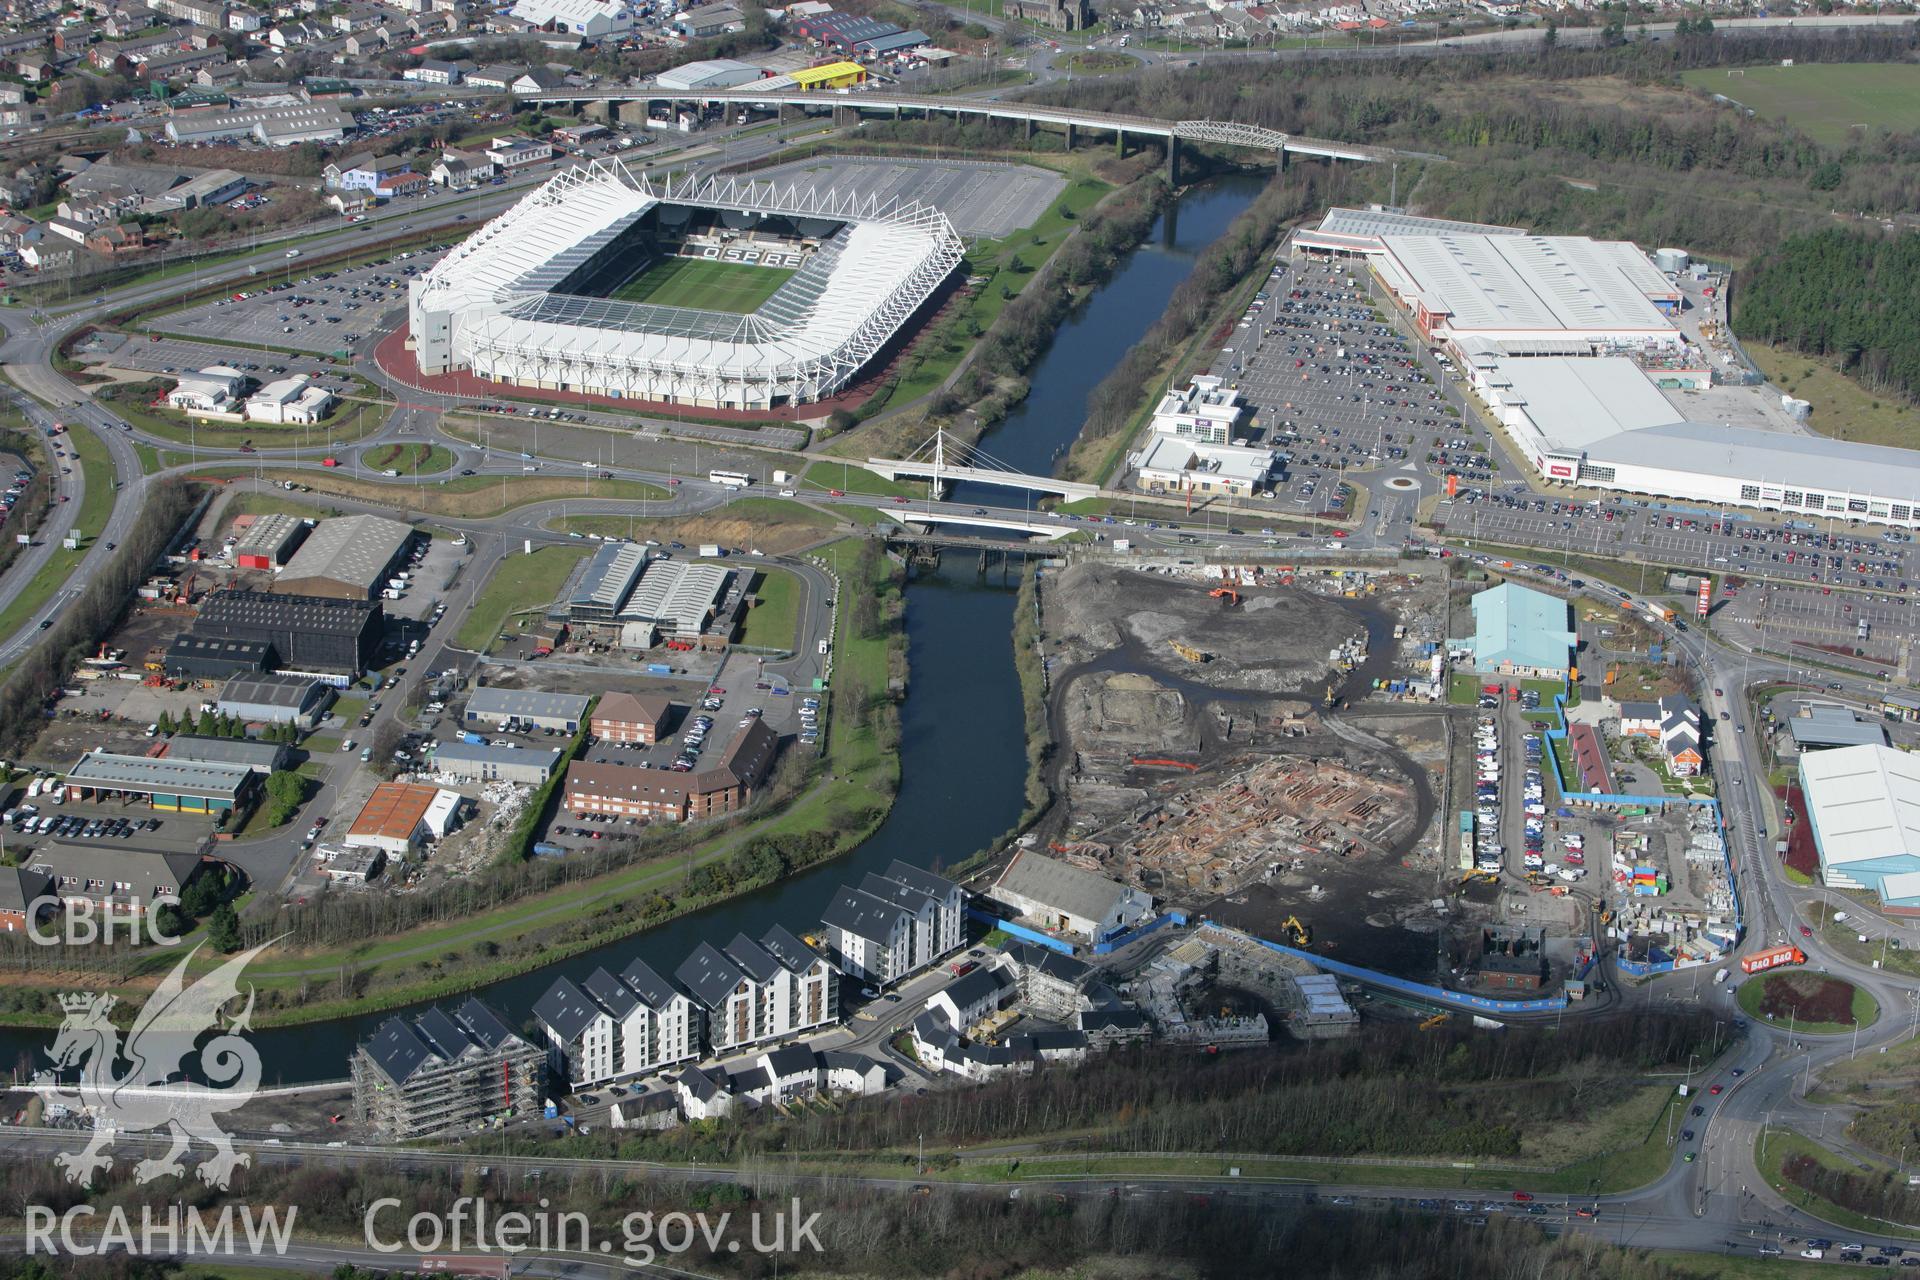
left=190, top=590, right=382, bottom=676
left=163, top=634, right=274, bottom=682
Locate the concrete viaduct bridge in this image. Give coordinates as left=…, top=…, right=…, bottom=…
left=515, top=87, right=1406, bottom=182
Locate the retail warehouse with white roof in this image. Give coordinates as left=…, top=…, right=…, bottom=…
left=1799, top=744, right=1920, bottom=914
left=1293, top=206, right=1920, bottom=529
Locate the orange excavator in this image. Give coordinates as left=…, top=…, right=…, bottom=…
left=1209, top=587, right=1241, bottom=606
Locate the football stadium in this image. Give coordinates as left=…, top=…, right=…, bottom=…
left=407, top=161, right=966, bottom=410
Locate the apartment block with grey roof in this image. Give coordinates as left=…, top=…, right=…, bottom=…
left=350, top=998, right=544, bottom=1140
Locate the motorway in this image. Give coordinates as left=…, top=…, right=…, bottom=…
left=6, top=28, right=1920, bottom=1270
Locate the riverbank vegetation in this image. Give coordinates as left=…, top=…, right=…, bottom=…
left=808, top=127, right=1172, bottom=459
left=1061, top=168, right=1335, bottom=485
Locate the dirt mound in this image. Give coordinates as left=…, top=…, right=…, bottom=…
left=1048, top=562, right=1363, bottom=694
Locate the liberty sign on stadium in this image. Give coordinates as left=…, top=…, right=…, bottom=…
left=407, top=160, right=964, bottom=411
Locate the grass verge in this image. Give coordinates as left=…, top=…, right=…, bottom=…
left=191, top=467, right=667, bottom=518
left=452, top=545, right=590, bottom=652
left=1734, top=970, right=1878, bottom=1035
left=0, top=425, right=116, bottom=639
left=1755, top=1128, right=1920, bottom=1241
left=360, top=443, right=456, bottom=476
left=741, top=566, right=799, bottom=649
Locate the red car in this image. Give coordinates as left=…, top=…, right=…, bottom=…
left=1331, top=530, right=1349, bottom=539
left=667, top=478, right=681, bottom=486
left=708, top=687, right=725, bottom=695
left=828, top=489, right=845, bottom=497
left=893, top=496, right=910, bottom=504
left=1708, top=1084, right=1723, bottom=1095
left=1512, top=1192, right=1533, bottom=1202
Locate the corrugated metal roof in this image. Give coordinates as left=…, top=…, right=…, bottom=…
left=1470, top=582, right=1574, bottom=674
left=1801, top=744, right=1920, bottom=870
left=1379, top=234, right=1676, bottom=336
left=278, top=513, right=411, bottom=592
left=66, top=749, right=253, bottom=799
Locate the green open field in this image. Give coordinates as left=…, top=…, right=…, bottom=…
left=1683, top=63, right=1920, bottom=146
left=453, top=545, right=590, bottom=652
left=740, top=566, right=799, bottom=649
left=607, top=256, right=795, bottom=312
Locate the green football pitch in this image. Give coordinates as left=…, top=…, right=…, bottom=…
left=607, top=256, right=796, bottom=313
left=1681, top=63, right=1920, bottom=147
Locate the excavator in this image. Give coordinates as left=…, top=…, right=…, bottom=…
left=1209, top=587, right=1241, bottom=606
left=1419, top=1012, right=1451, bottom=1032
left=1168, top=639, right=1210, bottom=664
left=1458, top=870, right=1499, bottom=887
left=1282, top=915, right=1312, bottom=947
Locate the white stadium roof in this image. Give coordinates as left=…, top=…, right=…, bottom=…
left=409, top=161, right=963, bottom=409
left=1375, top=233, right=1677, bottom=336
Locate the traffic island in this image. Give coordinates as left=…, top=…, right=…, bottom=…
left=1735, top=969, right=1878, bottom=1035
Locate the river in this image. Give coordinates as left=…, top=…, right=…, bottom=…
left=0, top=174, right=1268, bottom=1085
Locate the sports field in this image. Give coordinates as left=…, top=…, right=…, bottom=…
left=1682, top=63, right=1920, bottom=146
left=608, top=256, right=796, bottom=313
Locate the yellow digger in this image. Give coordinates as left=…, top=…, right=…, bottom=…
left=1282, top=915, right=1312, bottom=947
left=1169, top=639, right=1210, bottom=664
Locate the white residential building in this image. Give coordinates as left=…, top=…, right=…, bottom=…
left=531, top=957, right=700, bottom=1088
left=822, top=884, right=912, bottom=985
left=674, top=927, right=837, bottom=1055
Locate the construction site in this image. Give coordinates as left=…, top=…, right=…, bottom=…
left=1035, top=563, right=1472, bottom=983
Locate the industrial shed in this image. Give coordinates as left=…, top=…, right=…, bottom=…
left=275, top=514, right=413, bottom=600
left=162, top=734, right=291, bottom=774
left=233, top=512, right=310, bottom=570
left=987, top=850, right=1152, bottom=944
left=1799, top=744, right=1920, bottom=913
left=164, top=634, right=273, bottom=681
left=216, top=672, right=335, bottom=728
left=1467, top=583, right=1576, bottom=680
left=464, top=687, right=590, bottom=732
left=64, top=750, right=258, bottom=814
left=430, top=740, right=563, bottom=785
left=193, top=591, right=381, bottom=677
left=346, top=782, right=464, bottom=856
